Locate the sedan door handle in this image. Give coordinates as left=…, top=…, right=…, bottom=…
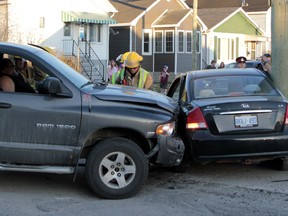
left=0, top=103, right=12, bottom=109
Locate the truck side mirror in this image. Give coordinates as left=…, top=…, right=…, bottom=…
left=37, top=77, right=61, bottom=94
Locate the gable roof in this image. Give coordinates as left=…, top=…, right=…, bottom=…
left=197, top=7, right=264, bottom=35
left=109, top=0, right=191, bottom=26
left=109, top=0, right=158, bottom=24
left=185, top=0, right=270, bottom=12
left=152, top=9, right=192, bottom=27
left=243, top=0, right=270, bottom=12
left=198, top=7, right=240, bottom=29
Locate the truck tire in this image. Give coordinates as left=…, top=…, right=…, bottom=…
left=86, top=137, right=148, bottom=199
left=274, top=158, right=288, bottom=171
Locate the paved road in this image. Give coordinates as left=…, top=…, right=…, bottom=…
left=1, top=161, right=288, bottom=216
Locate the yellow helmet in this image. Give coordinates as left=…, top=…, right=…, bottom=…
left=124, top=51, right=143, bottom=68
left=120, top=52, right=130, bottom=63
left=116, top=52, right=130, bottom=63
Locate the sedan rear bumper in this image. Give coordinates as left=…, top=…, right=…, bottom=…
left=189, top=130, right=288, bottom=161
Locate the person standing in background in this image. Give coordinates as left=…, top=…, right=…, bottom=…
left=206, top=60, right=217, bottom=69
left=107, top=59, right=118, bottom=81
left=236, top=56, right=247, bottom=68
left=159, top=65, right=169, bottom=94
left=256, top=53, right=272, bottom=80
left=218, top=62, right=225, bottom=69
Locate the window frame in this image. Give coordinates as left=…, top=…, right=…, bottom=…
left=63, top=22, right=71, bottom=37
left=142, top=29, right=152, bottom=55
left=154, top=30, right=163, bottom=53
left=39, top=17, right=45, bottom=29
left=186, top=31, right=192, bottom=53
left=196, top=31, right=201, bottom=53
left=178, top=30, right=185, bottom=53
left=89, top=24, right=101, bottom=43
left=164, top=30, right=174, bottom=53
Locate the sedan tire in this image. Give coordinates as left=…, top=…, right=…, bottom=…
left=86, top=137, right=148, bottom=199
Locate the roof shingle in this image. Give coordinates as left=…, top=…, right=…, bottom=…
left=198, top=7, right=239, bottom=29
left=110, top=0, right=156, bottom=23
left=185, top=0, right=270, bottom=12
left=153, top=9, right=191, bottom=26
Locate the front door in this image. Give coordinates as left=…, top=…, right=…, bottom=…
left=0, top=91, right=81, bottom=165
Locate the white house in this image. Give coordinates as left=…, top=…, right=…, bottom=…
left=1, top=0, right=117, bottom=80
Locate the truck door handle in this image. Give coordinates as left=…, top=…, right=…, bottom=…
left=0, top=103, right=12, bottom=109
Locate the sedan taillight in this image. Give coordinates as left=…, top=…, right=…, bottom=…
left=285, top=104, right=288, bottom=125
left=186, top=107, right=207, bottom=129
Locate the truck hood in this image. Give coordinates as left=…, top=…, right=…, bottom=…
left=82, top=84, right=179, bottom=113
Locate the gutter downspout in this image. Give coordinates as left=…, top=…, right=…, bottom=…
left=152, top=28, right=154, bottom=73
left=130, top=25, right=133, bottom=51
left=175, top=26, right=178, bottom=75
left=134, top=25, right=137, bottom=51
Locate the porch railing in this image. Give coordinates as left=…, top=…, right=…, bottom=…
left=62, top=39, right=106, bottom=82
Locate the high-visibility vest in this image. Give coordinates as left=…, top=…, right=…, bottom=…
left=111, top=67, right=149, bottom=89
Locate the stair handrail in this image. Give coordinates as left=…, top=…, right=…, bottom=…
left=84, top=41, right=106, bottom=81
left=70, top=40, right=94, bottom=79
left=64, top=39, right=105, bottom=81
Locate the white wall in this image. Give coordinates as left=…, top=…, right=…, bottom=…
left=7, top=0, right=114, bottom=60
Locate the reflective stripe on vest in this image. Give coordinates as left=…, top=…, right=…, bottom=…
left=138, top=68, right=148, bottom=88
left=111, top=68, right=124, bottom=84
left=111, top=67, right=148, bottom=88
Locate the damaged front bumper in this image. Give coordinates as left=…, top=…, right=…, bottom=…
left=147, top=135, right=185, bottom=166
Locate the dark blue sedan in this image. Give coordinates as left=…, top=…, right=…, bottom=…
left=167, top=68, right=288, bottom=170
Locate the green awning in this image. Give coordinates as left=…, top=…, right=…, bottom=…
left=61, top=11, right=116, bottom=24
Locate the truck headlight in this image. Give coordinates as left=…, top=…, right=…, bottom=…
left=156, top=122, right=175, bottom=136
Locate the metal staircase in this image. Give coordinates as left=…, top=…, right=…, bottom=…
left=63, top=39, right=106, bottom=82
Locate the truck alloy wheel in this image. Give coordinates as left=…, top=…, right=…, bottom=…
left=86, top=137, right=148, bottom=199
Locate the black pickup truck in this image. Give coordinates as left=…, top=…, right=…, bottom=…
left=0, top=42, right=184, bottom=199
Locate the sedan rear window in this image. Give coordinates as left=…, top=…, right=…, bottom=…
left=193, top=75, right=280, bottom=99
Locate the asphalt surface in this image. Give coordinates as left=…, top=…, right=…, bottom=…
left=1, top=161, right=288, bottom=216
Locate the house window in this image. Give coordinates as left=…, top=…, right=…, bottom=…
left=186, top=31, right=192, bottom=53
left=178, top=31, right=184, bottom=53
left=142, top=29, right=152, bottom=55
left=39, top=17, right=45, bottom=29
left=231, top=39, right=235, bottom=60
left=89, top=24, right=101, bottom=43
left=154, top=31, right=163, bottom=53
left=165, top=30, right=174, bottom=53
left=196, top=31, right=201, bottom=53
left=89, top=24, right=96, bottom=42
left=97, top=25, right=101, bottom=43
left=64, top=23, right=71, bottom=37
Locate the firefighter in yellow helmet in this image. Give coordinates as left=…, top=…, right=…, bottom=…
left=110, top=51, right=153, bottom=90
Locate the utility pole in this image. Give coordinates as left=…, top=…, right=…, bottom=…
left=192, top=0, right=198, bottom=70
left=271, top=0, right=288, bottom=98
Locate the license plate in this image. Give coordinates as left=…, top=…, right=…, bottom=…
left=234, top=115, right=258, bottom=128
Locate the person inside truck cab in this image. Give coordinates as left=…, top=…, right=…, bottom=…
left=0, top=58, right=15, bottom=92
left=110, top=51, right=153, bottom=90
left=0, top=58, right=35, bottom=93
